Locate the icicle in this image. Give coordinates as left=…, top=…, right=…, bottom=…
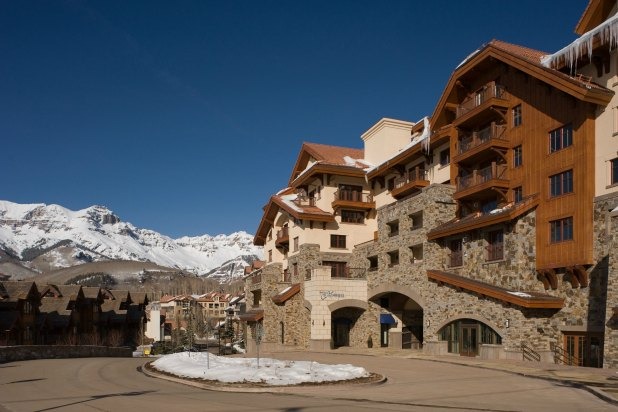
left=541, top=12, right=618, bottom=71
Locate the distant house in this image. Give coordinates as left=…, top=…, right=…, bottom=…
left=0, top=281, right=40, bottom=345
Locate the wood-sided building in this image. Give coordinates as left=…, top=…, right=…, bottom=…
left=424, top=38, right=613, bottom=366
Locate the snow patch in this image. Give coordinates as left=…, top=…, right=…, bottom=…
left=152, top=352, right=369, bottom=385
left=507, top=291, right=532, bottom=298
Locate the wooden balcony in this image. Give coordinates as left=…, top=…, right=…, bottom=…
left=390, top=168, right=430, bottom=199
left=454, top=123, right=509, bottom=164
left=251, top=272, right=262, bottom=284
left=332, top=190, right=375, bottom=211
left=454, top=163, right=509, bottom=201
left=275, top=226, right=289, bottom=247
left=455, top=82, right=508, bottom=127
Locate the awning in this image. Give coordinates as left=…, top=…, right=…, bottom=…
left=380, top=314, right=397, bottom=324
left=272, top=283, right=301, bottom=304
left=238, top=309, right=264, bottom=323
left=427, top=270, right=564, bottom=309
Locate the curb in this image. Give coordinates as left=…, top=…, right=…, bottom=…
left=139, top=363, right=387, bottom=393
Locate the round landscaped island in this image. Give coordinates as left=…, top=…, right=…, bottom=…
left=146, top=352, right=383, bottom=388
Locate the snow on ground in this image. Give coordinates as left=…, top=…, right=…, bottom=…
left=152, top=352, right=369, bottom=385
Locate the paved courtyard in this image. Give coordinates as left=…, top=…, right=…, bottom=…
left=0, top=351, right=616, bottom=411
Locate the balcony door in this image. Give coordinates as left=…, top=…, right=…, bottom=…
left=339, top=184, right=362, bottom=201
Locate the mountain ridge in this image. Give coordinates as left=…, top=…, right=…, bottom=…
left=0, top=200, right=262, bottom=282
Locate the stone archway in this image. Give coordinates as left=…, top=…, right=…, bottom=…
left=368, top=284, right=425, bottom=349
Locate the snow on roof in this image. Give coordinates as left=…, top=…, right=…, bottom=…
left=541, top=12, right=618, bottom=70
left=612, top=205, right=618, bottom=213
left=507, top=291, right=532, bottom=298
left=364, top=116, right=430, bottom=174
left=456, top=48, right=481, bottom=69
left=280, top=194, right=304, bottom=213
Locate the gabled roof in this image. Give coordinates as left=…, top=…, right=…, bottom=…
left=254, top=191, right=335, bottom=246
left=431, top=39, right=613, bottom=131
left=0, top=281, right=39, bottom=303
left=288, top=142, right=366, bottom=186
left=575, top=0, right=616, bottom=35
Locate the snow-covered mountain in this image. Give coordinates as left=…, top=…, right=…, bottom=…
left=0, top=200, right=262, bottom=281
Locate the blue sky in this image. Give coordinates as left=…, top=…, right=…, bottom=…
left=1, top=0, right=584, bottom=238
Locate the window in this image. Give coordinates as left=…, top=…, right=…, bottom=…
left=550, top=217, right=573, bottom=242
left=613, top=107, right=618, bottom=134
left=387, top=177, right=395, bottom=191
left=293, top=263, right=298, bottom=278
left=387, top=250, right=399, bottom=267
left=514, top=186, right=523, bottom=203
left=268, top=230, right=272, bottom=241
left=449, top=239, right=463, bottom=267
left=549, top=124, right=573, bottom=153
left=330, top=234, right=346, bottom=249
left=293, top=236, right=299, bottom=251
left=409, top=244, right=423, bottom=264
left=512, top=104, right=522, bottom=127
left=439, top=149, right=450, bottom=166
left=341, top=210, right=364, bottom=224
left=513, top=145, right=522, bottom=167
left=23, top=301, right=33, bottom=315
left=323, top=261, right=348, bottom=278
left=409, top=211, right=423, bottom=230
left=549, top=170, right=573, bottom=197
left=268, top=250, right=272, bottom=262
left=387, top=220, right=399, bottom=237
left=486, top=230, right=504, bottom=261
left=368, top=256, right=378, bottom=271
left=611, top=158, right=618, bottom=185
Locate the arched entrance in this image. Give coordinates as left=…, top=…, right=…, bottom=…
left=438, top=318, right=502, bottom=357
left=369, top=286, right=424, bottom=349
left=331, top=307, right=364, bottom=348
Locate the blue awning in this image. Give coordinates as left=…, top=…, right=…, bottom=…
left=380, top=314, right=397, bottom=324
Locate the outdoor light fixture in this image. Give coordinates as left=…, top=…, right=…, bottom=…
left=426, top=319, right=430, bottom=327
left=505, top=319, right=510, bottom=328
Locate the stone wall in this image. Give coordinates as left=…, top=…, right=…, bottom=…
left=0, top=345, right=132, bottom=363
left=597, top=192, right=618, bottom=367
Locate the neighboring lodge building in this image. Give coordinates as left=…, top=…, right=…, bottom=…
left=0, top=281, right=148, bottom=347
left=243, top=0, right=618, bottom=368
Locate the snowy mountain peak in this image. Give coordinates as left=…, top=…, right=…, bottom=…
left=0, top=200, right=262, bottom=281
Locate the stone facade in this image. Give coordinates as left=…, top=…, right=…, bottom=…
left=596, top=192, right=618, bottom=367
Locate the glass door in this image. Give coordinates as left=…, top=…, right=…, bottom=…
left=460, top=324, right=478, bottom=357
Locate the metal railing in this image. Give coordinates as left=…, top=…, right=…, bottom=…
left=456, top=82, right=506, bottom=118
left=521, top=342, right=541, bottom=362
left=551, top=342, right=577, bottom=366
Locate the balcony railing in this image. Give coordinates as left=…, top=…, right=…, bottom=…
left=486, top=243, right=504, bottom=261
left=276, top=226, right=289, bottom=245
left=456, top=82, right=506, bottom=118
left=334, top=190, right=373, bottom=203
left=449, top=251, right=463, bottom=267
left=333, top=267, right=367, bottom=279
left=393, top=168, right=429, bottom=190
left=457, top=163, right=508, bottom=191
left=457, top=123, right=507, bottom=155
